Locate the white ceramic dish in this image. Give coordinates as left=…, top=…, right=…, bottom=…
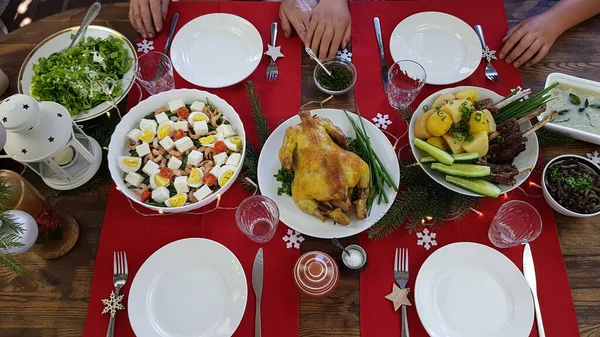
left=415, top=242, right=534, bottom=337
left=389, top=12, right=482, bottom=85
left=18, top=25, right=137, bottom=122
left=170, top=13, right=263, bottom=88
left=128, top=238, right=247, bottom=337
left=107, top=89, right=246, bottom=213
left=257, top=109, right=400, bottom=239
left=410, top=86, right=539, bottom=197
left=542, top=154, right=600, bottom=217
left=540, top=72, right=600, bottom=145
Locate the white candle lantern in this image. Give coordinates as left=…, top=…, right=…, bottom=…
left=0, top=94, right=102, bottom=190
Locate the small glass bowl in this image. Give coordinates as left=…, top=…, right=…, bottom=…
left=313, top=58, right=357, bottom=96
left=293, top=251, right=339, bottom=298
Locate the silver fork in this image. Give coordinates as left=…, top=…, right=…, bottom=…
left=266, top=22, right=279, bottom=82
left=106, top=251, right=128, bottom=337
left=394, top=248, right=410, bottom=337
left=474, top=25, right=503, bottom=84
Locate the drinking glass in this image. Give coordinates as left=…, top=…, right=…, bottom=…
left=488, top=200, right=542, bottom=248
left=236, top=195, right=280, bottom=243
left=134, top=52, right=175, bottom=95
left=388, top=60, right=426, bottom=110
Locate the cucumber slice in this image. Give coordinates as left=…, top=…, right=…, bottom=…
left=445, top=176, right=501, bottom=198
left=431, top=163, right=490, bottom=178
left=421, top=152, right=479, bottom=164
left=414, top=139, right=454, bottom=166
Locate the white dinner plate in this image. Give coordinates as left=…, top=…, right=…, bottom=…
left=128, top=238, right=247, bottom=337
left=18, top=25, right=137, bottom=122
left=170, top=14, right=263, bottom=88
left=415, top=242, right=534, bottom=337
left=389, top=12, right=482, bottom=85
left=257, top=109, right=400, bottom=239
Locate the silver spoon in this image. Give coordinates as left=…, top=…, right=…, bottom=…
left=332, top=238, right=351, bottom=256
left=66, top=2, right=101, bottom=51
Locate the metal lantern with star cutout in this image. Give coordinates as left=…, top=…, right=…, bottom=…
left=0, top=94, right=102, bottom=190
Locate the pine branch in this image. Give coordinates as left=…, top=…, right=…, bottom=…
left=245, top=81, right=270, bottom=147
left=0, top=253, right=25, bottom=275
left=240, top=143, right=260, bottom=193
left=536, top=128, right=575, bottom=148
left=87, top=114, right=120, bottom=148
left=0, top=232, right=25, bottom=250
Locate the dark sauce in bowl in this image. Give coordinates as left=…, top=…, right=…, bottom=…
left=545, top=158, right=600, bottom=214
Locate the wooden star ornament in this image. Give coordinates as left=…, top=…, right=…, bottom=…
left=385, top=283, right=412, bottom=311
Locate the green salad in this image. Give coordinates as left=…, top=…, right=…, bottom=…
left=30, top=35, right=133, bottom=116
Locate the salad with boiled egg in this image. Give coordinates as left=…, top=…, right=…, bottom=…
left=117, top=98, right=243, bottom=208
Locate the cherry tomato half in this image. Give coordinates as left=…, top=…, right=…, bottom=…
left=214, top=141, right=228, bottom=153
left=140, top=191, right=151, bottom=202
left=172, top=129, right=185, bottom=140
left=202, top=173, right=217, bottom=187
left=159, top=167, right=173, bottom=178
left=177, top=106, right=190, bottom=119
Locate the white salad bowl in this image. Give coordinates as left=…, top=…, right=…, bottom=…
left=108, top=89, right=246, bottom=213
left=409, top=86, right=539, bottom=197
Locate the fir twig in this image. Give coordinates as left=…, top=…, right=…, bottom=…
left=0, top=254, right=25, bottom=275
left=0, top=176, right=26, bottom=275
left=536, top=128, right=575, bottom=148
left=245, top=81, right=270, bottom=147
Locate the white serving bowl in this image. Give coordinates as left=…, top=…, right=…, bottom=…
left=409, top=86, right=539, bottom=197
left=108, top=89, right=246, bottom=213
left=542, top=154, right=600, bottom=218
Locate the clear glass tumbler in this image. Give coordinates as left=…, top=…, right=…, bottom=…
left=236, top=195, right=280, bottom=243
left=134, top=52, right=175, bottom=95
left=488, top=200, right=542, bottom=248
left=388, top=60, right=426, bottom=110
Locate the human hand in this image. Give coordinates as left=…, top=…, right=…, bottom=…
left=499, top=13, right=562, bottom=68
left=129, top=0, right=170, bottom=39
left=280, top=0, right=318, bottom=44
left=306, top=0, right=351, bottom=60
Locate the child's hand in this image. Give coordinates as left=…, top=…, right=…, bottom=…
left=499, top=13, right=562, bottom=67
left=306, top=0, right=351, bottom=60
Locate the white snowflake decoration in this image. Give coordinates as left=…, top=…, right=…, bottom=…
left=372, top=113, right=392, bottom=130
left=101, top=291, right=125, bottom=317
left=587, top=151, right=600, bottom=165
left=416, top=228, right=437, bottom=251
left=336, top=49, right=352, bottom=62
left=283, top=229, right=305, bottom=249
left=136, top=39, right=154, bottom=54
left=264, top=44, right=284, bottom=62
left=482, top=46, right=498, bottom=63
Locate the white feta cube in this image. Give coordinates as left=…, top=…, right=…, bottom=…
left=168, top=98, right=185, bottom=113
left=193, top=121, right=209, bottom=136
left=213, top=152, right=228, bottom=166
left=190, top=101, right=206, bottom=112
left=187, top=150, right=204, bottom=166
left=127, top=128, right=142, bottom=142
left=168, top=156, right=183, bottom=170
left=174, top=121, right=189, bottom=132
left=174, top=176, right=189, bottom=194
left=159, top=136, right=175, bottom=151
left=155, top=112, right=169, bottom=124
left=216, top=124, right=235, bottom=138
left=209, top=165, right=221, bottom=177
left=139, top=119, right=157, bottom=133
left=152, top=186, right=170, bottom=203
left=142, top=161, right=159, bottom=176
left=175, top=136, right=194, bottom=152
left=226, top=153, right=242, bottom=167
left=135, top=143, right=151, bottom=157
left=125, top=172, right=144, bottom=186
left=193, top=185, right=213, bottom=201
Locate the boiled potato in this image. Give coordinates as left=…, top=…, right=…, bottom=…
left=432, top=93, right=455, bottom=109
left=462, top=130, right=489, bottom=157
left=414, top=110, right=435, bottom=139
left=426, top=136, right=449, bottom=151
left=427, top=110, right=453, bottom=137
left=441, top=99, right=474, bottom=124
left=442, top=132, right=466, bottom=154
left=482, top=109, right=496, bottom=133
left=468, top=110, right=490, bottom=135
left=455, top=89, right=479, bottom=102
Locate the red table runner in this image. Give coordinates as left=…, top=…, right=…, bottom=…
left=351, top=1, right=580, bottom=336
left=83, top=3, right=302, bottom=336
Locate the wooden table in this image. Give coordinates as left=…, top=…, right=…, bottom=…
left=0, top=2, right=599, bottom=336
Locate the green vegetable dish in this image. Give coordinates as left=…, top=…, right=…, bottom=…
left=30, top=35, right=133, bottom=116
left=317, top=66, right=353, bottom=91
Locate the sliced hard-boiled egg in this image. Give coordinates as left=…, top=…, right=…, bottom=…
left=118, top=156, right=142, bottom=173
left=187, top=167, right=204, bottom=188
left=149, top=170, right=170, bottom=189
left=218, top=165, right=236, bottom=187
left=157, top=121, right=174, bottom=139
left=139, top=130, right=156, bottom=143
left=199, top=135, right=216, bottom=145
left=164, top=193, right=187, bottom=207
left=223, top=136, right=243, bottom=152
left=140, top=119, right=158, bottom=133
left=188, top=111, right=210, bottom=125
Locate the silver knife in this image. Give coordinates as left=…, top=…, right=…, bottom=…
left=163, top=13, right=179, bottom=54
left=523, top=243, right=545, bottom=337
left=252, top=248, right=264, bottom=337
left=373, top=17, right=389, bottom=94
